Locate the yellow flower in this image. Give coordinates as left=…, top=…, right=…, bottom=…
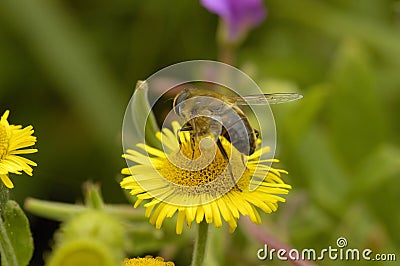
left=123, top=256, right=175, bottom=266
left=0, top=110, right=37, bottom=188
left=121, top=122, right=291, bottom=234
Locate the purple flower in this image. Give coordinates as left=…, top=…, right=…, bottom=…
left=201, top=0, right=267, bottom=43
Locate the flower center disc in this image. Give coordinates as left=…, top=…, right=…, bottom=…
left=159, top=137, right=248, bottom=198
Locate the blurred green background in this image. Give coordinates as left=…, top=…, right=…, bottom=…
left=1, top=0, right=399, bottom=265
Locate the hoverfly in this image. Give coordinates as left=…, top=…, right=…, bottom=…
left=173, top=88, right=302, bottom=189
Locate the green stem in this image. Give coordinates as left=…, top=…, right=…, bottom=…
left=24, top=198, right=86, bottom=221
left=0, top=183, right=10, bottom=214
left=25, top=198, right=148, bottom=222
left=219, top=43, right=236, bottom=65
left=84, top=182, right=104, bottom=210
left=0, top=215, right=18, bottom=266
left=191, top=221, right=209, bottom=266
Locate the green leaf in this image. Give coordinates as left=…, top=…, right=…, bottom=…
left=327, top=38, right=387, bottom=166
left=353, top=145, right=400, bottom=195
left=0, top=200, right=33, bottom=266
left=269, top=0, right=400, bottom=65
left=352, top=145, right=400, bottom=246
left=297, top=126, right=349, bottom=214
left=125, top=80, right=161, bottom=149
left=279, top=83, right=330, bottom=147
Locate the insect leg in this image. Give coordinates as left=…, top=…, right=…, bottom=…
left=190, top=133, right=196, bottom=159
left=177, top=124, right=192, bottom=146
left=177, top=123, right=198, bottom=158
left=216, top=138, right=242, bottom=192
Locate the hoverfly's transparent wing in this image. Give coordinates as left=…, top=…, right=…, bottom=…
left=228, top=93, right=303, bottom=105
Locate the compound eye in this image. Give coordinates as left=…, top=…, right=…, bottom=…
left=173, top=89, right=191, bottom=115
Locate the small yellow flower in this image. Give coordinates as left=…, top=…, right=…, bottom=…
left=0, top=110, right=37, bottom=188
left=123, top=256, right=175, bottom=266
left=121, top=122, right=291, bottom=234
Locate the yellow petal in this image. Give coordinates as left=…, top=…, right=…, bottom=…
left=0, top=174, right=14, bottom=188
